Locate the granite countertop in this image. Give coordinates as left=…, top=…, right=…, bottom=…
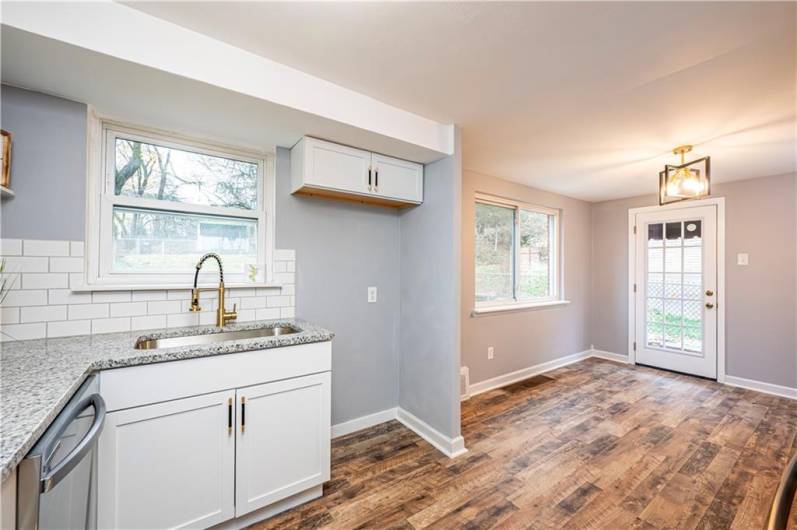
left=0, top=319, right=333, bottom=481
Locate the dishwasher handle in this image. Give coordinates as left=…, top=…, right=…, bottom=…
left=39, top=393, right=106, bottom=493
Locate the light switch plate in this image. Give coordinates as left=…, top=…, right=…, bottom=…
left=737, top=253, right=749, bottom=266
left=367, top=286, right=378, bottom=303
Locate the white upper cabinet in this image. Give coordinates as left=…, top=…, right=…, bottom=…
left=371, top=153, right=424, bottom=203
left=291, top=137, right=423, bottom=207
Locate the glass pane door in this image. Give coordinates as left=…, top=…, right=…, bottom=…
left=645, top=219, right=703, bottom=355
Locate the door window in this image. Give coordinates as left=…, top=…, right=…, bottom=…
left=645, top=220, right=703, bottom=354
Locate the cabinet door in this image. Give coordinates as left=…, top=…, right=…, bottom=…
left=97, top=390, right=235, bottom=529
left=235, top=372, right=331, bottom=517
left=372, top=153, right=423, bottom=203
left=304, top=138, right=370, bottom=194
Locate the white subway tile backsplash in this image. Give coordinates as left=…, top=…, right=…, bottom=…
left=91, top=317, right=131, bottom=334
left=24, top=240, right=70, bottom=257
left=167, top=313, right=198, bottom=328
left=274, top=249, right=295, bottom=261
left=3, top=290, right=48, bottom=307
left=110, top=302, right=148, bottom=317
left=147, top=300, right=182, bottom=314
left=240, top=296, right=268, bottom=309
left=131, top=291, right=168, bottom=302
left=255, top=308, right=280, bottom=320
left=92, top=291, right=131, bottom=303
left=1, top=306, right=20, bottom=324
left=21, top=305, right=67, bottom=323
left=22, top=273, right=69, bottom=290
left=48, top=289, right=93, bottom=305
left=1, top=323, right=46, bottom=341
left=69, top=273, right=86, bottom=290
left=267, top=295, right=291, bottom=308
left=237, top=309, right=256, bottom=322
left=1, top=239, right=23, bottom=256
left=131, top=314, right=167, bottom=331
left=47, top=320, right=91, bottom=338
left=1, top=240, right=297, bottom=340
left=286, top=261, right=295, bottom=273
left=68, top=304, right=109, bottom=320
left=3, top=257, right=49, bottom=273
left=49, top=257, right=83, bottom=273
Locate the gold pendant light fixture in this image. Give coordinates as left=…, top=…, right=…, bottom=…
left=659, top=145, right=710, bottom=205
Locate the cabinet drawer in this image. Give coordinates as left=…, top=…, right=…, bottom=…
left=100, top=341, right=332, bottom=411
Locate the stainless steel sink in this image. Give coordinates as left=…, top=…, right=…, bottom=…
left=134, top=325, right=300, bottom=350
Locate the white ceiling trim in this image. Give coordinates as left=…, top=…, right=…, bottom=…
left=1, top=0, right=454, bottom=156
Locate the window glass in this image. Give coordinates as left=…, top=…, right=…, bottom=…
left=518, top=209, right=552, bottom=299
left=475, top=202, right=514, bottom=302
left=475, top=198, right=560, bottom=307
left=114, top=137, right=258, bottom=210
left=112, top=207, right=257, bottom=274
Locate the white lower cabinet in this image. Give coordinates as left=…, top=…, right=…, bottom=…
left=97, top=342, right=333, bottom=529
left=97, top=390, right=236, bottom=529
left=235, top=373, right=331, bottom=517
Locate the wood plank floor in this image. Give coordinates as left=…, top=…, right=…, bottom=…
left=250, top=358, right=797, bottom=529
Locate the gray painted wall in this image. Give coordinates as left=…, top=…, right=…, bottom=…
left=590, top=173, right=797, bottom=388
left=1, top=85, right=87, bottom=240
left=461, top=170, right=593, bottom=385
left=398, top=130, right=462, bottom=439
left=275, top=147, right=401, bottom=424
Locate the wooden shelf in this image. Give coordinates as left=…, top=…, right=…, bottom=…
left=0, top=185, right=14, bottom=198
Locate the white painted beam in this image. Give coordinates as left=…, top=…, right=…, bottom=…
left=2, top=1, right=453, bottom=156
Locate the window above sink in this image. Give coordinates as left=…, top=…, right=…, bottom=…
left=84, top=113, right=276, bottom=289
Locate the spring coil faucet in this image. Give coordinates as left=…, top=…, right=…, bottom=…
left=190, top=253, right=238, bottom=327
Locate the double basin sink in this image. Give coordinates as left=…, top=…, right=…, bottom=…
left=134, top=325, right=300, bottom=350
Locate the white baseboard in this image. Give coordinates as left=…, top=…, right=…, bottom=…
left=396, top=407, right=467, bottom=458
left=331, top=406, right=469, bottom=458
left=724, top=375, right=797, bottom=400
left=466, top=349, right=593, bottom=397
left=331, top=407, right=398, bottom=438
left=589, top=349, right=631, bottom=364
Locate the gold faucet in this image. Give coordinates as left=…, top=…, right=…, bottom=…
left=189, top=253, right=237, bottom=327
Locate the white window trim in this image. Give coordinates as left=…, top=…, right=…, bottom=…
left=83, top=110, right=277, bottom=291
left=473, top=193, right=567, bottom=313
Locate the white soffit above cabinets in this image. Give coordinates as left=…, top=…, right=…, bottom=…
left=0, top=1, right=453, bottom=162
left=127, top=1, right=797, bottom=201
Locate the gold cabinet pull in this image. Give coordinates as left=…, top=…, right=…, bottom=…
left=705, top=303, right=715, bottom=309
left=705, top=289, right=714, bottom=296
left=227, top=398, right=232, bottom=435
left=240, top=396, right=246, bottom=433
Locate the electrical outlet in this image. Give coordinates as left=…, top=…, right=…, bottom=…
left=737, top=253, right=749, bottom=266
left=367, top=286, right=378, bottom=303
left=487, top=346, right=494, bottom=360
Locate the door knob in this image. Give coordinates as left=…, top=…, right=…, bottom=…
left=705, top=302, right=715, bottom=309
left=705, top=289, right=714, bottom=296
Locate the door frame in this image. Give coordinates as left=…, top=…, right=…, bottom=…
left=627, top=197, right=726, bottom=382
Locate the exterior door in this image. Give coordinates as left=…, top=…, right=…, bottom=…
left=633, top=205, right=718, bottom=378
left=235, top=372, right=331, bottom=517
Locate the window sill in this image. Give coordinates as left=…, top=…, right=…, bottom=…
left=472, top=300, right=571, bottom=316
left=71, top=282, right=283, bottom=293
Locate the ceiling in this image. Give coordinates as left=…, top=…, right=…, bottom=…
left=125, top=2, right=795, bottom=201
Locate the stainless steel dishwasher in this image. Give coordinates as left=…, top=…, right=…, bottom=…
left=17, top=375, right=106, bottom=530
